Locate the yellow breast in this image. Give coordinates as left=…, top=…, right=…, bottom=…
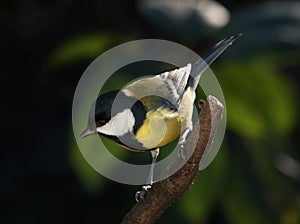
left=135, top=107, right=181, bottom=149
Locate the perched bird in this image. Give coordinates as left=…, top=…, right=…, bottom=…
left=80, top=34, right=241, bottom=199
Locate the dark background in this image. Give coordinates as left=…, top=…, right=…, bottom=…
left=1, top=0, right=300, bottom=223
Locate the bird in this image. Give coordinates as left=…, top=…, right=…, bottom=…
left=80, top=34, right=241, bottom=200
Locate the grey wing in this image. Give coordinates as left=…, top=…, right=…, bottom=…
left=123, top=63, right=191, bottom=108
left=159, top=63, right=191, bottom=106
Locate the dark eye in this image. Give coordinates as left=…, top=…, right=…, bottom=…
left=98, top=120, right=106, bottom=126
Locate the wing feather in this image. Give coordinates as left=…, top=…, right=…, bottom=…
left=124, top=64, right=191, bottom=108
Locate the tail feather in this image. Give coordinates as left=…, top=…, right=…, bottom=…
left=187, top=33, right=242, bottom=90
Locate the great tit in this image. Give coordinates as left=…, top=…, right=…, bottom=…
left=80, top=34, right=241, bottom=195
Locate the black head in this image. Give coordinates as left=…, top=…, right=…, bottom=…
left=94, top=90, right=120, bottom=127
left=80, top=90, right=146, bottom=140
left=79, top=90, right=121, bottom=139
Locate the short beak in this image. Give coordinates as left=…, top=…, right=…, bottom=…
left=79, top=128, right=97, bottom=139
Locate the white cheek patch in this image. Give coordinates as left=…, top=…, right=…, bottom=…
left=96, top=109, right=135, bottom=137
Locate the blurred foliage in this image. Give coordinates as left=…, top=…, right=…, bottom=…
left=47, top=33, right=117, bottom=69
left=64, top=1, right=300, bottom=223
left=3, top=0, right=300, bottom=224
left=69, top=133, right=105, bottom=193
left=179, top=146, right=230, bottom=223
left=137, top=0, right=230, bottom=39
left=216, top=57, right=297, bottom=139
left=222, top=1, right=300, bottom=58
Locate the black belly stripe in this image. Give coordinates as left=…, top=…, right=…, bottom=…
left=130, top=98, right=147, bottom=135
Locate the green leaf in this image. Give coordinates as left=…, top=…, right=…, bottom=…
left=47, top=33, right=115, bottom=68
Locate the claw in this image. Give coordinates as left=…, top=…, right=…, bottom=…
left=178, top=137, right=187, bottom=160
left=135, top=185, right=151, bottom=202
left=178, top=127, right=192, bottom=160
left=178, top=136, right=186, bottom=148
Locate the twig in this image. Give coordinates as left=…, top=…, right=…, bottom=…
left=122, top=95, right=224, bottom=224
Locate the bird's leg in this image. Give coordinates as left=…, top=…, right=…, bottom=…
left=147, top=148, right=160, bottom=185
left=135, top=148, right=160, bottom=202
left=178, top=127, right=192, bottom=160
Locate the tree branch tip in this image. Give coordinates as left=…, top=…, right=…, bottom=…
left=207, top=95, right=224, bottom=110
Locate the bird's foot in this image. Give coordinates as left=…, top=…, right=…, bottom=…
left=178, top=136, right=187, bottom=160
left=135, top=185, right=151, bottom=202
left=178, top=127, right=192, bottom=160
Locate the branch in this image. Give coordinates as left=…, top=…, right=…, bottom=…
left=122, top=95, right=224, bottom=224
